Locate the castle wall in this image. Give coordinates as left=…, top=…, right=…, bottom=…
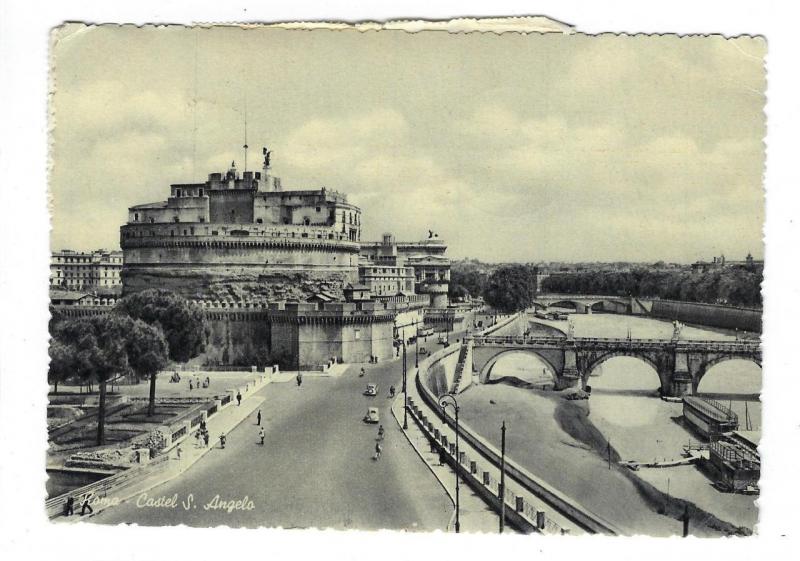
left=203, top=313, right=271, bottom=367
left=208, top=190, right=255, bottom=223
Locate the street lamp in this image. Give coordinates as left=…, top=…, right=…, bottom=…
left=439, top=393, right=461, bottom=533
left=415, top=322, right=419, bottom=368
left=402, top=340, right=408, bottom=430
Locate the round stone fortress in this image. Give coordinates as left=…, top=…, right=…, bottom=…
left=120, top=153, right=363, bottom=300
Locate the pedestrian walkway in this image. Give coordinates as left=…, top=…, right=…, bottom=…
left=391, top=391, right=501, bottom=533
left=63, top=382, right=267, bottom=522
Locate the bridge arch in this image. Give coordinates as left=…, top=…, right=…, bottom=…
left=480, top=349, right=560, bottom=386
left=583, top=351, right=667, bottom=393
left=549, top=300, right=580, bottom=310
left=695, top=355, right=762, bottom=395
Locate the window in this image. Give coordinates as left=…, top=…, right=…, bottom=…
left=199, top=216, right=205, bottom=223
left=173, top=216, right=180, bottom=223
left=256, top=218, right=263, bottom=224
left=315, top=206, right=321, bottom=212
left=134, top=212, right=139, bottom=221
left=199, top=188, right=204, bottom=197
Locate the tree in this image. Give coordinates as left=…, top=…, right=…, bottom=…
left=52, top=315, right=130, bottom=445
left=483, top=265, right=537, bottom=313
left=48, top=339, right=75, bottom=394
left=125, top=320, right=170, bottom=416
left=115, top=289, right=207, bottom=415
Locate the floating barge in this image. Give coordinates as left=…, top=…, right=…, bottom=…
left=708, top=431, right=760, bottom=494
left=682, top=396, right=738, bottom=440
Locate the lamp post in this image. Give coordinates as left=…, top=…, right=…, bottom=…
left=415, top=322, right=419, bottom=368
left=439, top=393, right=461, bottom=533
left=402, top=340, right=408, bottom=430
left=500, top=420, right=506, bottom=533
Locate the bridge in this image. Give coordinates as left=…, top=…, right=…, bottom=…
left=531, top=294, right=648, bottom=315
left=469, top=334, right=761, bottom=397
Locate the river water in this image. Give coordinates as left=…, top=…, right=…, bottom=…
left=458, top=312, right=761, bottom=535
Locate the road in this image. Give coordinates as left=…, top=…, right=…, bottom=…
left=93, top=342, right=453, bottom=530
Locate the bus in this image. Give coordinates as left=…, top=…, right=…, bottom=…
left=417, top=326, right=435, bottom=338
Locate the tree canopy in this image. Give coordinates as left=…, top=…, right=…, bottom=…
left=541, top=266, right=762, bottom=308
left=114, top=289, right=207, bottom=363
left=50, top=314, right=169, bottom=443
left=483, top=264, right=538, bottom=313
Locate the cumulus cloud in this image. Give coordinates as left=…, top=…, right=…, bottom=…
left=49, top=26, right=765, bottom=263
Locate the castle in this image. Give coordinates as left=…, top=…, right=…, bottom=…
left=112, top=147, right=452, bottom=368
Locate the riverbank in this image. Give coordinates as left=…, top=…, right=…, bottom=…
left=458, top=381, right=752, bottom=536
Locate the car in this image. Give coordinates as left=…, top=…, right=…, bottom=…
left=363, top=407, right=380, bottom=424
left=363, top=383, right=378, bottom=397
left=419, top=347, right=428, bottom=355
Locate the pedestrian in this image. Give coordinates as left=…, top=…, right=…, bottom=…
left=359, top=367, right=365, bottom=378
left=377, top=424, right=385, bottom=440
left=195, top=430, right=203, bottom=448
left=296, top=373, right=303, bottom=387
left=256, top=409, right=261, bottom=426
left=374, top=442, right=382, bottom=461
left=258, top=427, right=265, bottom=446
left=205, top=376, right=210, bottom=386
left=236, top=391, right=242, bottom=406
left=189, top=379, right=193, bottom=391
left=200, top=419, right=207, bottom=433
left=203, top=431, right=209, bottom=448
left=176, top=446, right=182, bottom=461
left=63, top=496, right=75, bottom=517
left=80, top=493, right=94, bottom=516
left=220, top=432, right=226, bottom=449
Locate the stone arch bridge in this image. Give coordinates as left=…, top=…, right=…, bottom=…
left=469, top=334, right=761, bottom=397
left=531, top=294, right=645, bottom=315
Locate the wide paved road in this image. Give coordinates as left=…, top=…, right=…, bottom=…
left=94, top=344, right=453, bottom=531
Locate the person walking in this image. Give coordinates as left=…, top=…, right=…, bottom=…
left=256, top=409, right=262, bottom=426
left=296, top=372, right=303, bottom=387
left=203, top=431, right=209, bottom=448
left=377, top=424, right=385, bottom=440
left=189, top=379, right=193, bottom=391
left=374, top=441, right=382, bottom=461
left=63, top=496, right=75, bottom=517
left=80, top=493, right=94, bottom=516
left=236, top=391, right=242, bottom=406
left=258, top=427, right=265, bottom=446
left=359, top=367, right=365, bottom=378
left=219, top=432, right=227, bottom=449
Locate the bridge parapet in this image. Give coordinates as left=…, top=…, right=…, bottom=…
left=469, top=335, right=761, bottom=397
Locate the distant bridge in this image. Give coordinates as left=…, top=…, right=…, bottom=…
left=531, top=294, right=647, bottom=315
left=469, top=334, right=761, bottom=397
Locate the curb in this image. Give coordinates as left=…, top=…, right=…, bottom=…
left=390, top=394, right=457, bottom=533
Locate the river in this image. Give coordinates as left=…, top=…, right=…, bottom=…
left=457, top=312, right=760, bottom=535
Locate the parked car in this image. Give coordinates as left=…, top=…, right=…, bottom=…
left=363, top=383, right=378, bottom=397
left=363, top=407, right=380, bottom=424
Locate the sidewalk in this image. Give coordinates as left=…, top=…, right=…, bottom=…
left=61, top=377, right=269, bottom=522
left=391, top=391, right=501, bottom=533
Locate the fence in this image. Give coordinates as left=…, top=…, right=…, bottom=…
left=405, top=395, right=563, bottom=535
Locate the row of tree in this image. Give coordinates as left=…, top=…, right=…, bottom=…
left=49, top=289, right=207, bottom=445
left=541, top=267, right=763, bottom=308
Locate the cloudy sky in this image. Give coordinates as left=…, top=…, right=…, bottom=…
left=50, top=25, right=766, bottom=263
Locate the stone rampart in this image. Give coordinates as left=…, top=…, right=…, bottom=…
left=650, top=299, right=761, bottom=333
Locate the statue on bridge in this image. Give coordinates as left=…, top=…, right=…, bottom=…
left=567, top=318, right=575, bottom=340
left=672, top=320, right=684, bottom=341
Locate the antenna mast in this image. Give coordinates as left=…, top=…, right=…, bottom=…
left=243, top=95, right=249, bottom=172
